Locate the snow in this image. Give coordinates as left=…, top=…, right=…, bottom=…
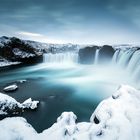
left=89, top=85, right=140, bottom=140
left=3, top=84, right=18, bottom=92
left=23, top=40, right=48, bottom=50
left=13, top=48, right=35, bottom=58
left=23, top=40, right=79, bottom=53
left=0, top=36, right=43, bottom=68
left=113, top=44, right=140, bottom=49
left=0, top=117, right=37, bottom=140
left=0, top=36, right=11, bottom=48
left=0, top=58, right=20, bottom=67
left=0, top=92, right=39, bottom=115
left=0, top=85, right=140, bottom=140
left=22, top=98, right=39, bottom=109
left=17, top=79, right=27, bottom=83
left=0, top=92, right=22, bottom=115
left=0, top=36, right=80, bottom=67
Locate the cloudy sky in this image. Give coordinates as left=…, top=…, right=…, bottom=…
left=0, top=0, right=140, bottom=44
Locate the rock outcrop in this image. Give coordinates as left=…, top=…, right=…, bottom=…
left=98, top=45, right=115, bottom=64
left=78, top=45, right=115, bottom=64
left=0, top=92, right=39, bottom=117
left=78, top=46, right=99, bottom=64
left=0, top=36, right=44, bottom=67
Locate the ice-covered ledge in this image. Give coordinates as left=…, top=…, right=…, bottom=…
left=0, top=85, right=140, bottom=140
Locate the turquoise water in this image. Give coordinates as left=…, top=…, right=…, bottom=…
left=0, top=63, right=134, bottom=132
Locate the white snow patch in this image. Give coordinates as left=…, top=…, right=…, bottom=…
left=0, top=58, right=20, bottom=67
left=17, top=79, right=27, bottom=83
left=0, top=117, right=37, bottom=140
left=22, top=98, right=39, bottom=109
left=3, top=84, right=18, bottom=92
left=0, top=37, right=11, bottom=48
left=0, top=92, right=39, bottom=115
left=13, top=48, right=35, bottom=58
left=0, top=85, right=140, bottom=140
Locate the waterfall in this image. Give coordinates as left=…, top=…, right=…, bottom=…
left=112, top=49, right=120, bottom=64
left=127, top=50, right=140, bottom=72
left=117, top=49, right=135, bottom=67
left=116, top=49, right=125, bottom=64
left=111, top=48, right=140, bottom=83
left=94, top=49, right=99, bottom=64
left=43, top=52, right=78, bottom=64
left=43, top=48, right=140, bottom=77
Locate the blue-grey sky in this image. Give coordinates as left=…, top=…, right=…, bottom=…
left=0, top=0, right=140, bottom=44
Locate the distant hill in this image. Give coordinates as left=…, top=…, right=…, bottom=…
left=0, top=36, right=79, bottom=67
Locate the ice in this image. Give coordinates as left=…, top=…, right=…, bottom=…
left=3, top=84, right=18, bottom=92
left=22, top=98, right=39, bottom=109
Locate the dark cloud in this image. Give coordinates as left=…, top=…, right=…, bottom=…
left=0, top=0, right=140, bottom=44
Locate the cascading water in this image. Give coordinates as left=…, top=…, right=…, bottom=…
left=112, top=49, right=120, bottom=63
left=111, top=48, right=140, bottom=84
left=117, top=49, right=136, bottom=67
left=127, top=50, right=140, bottom=72
left=127, top=50, right=140, bottom=82
left=43, top=46, right=140, bottom=84
left=1, top=45, right=140, bottom=133
left=94, top=49, right=99, bottom=64
left=111, top=48, right=140, bottom=70
left=43, top=52, right=78, bottom=64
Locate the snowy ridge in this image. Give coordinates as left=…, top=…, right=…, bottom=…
left=0, top=36, right=80, bottom=67
left=0, top=36, right=45, bottom=67
left=113, top=44, right=140, bottom=49
left=0, top=36, right=80, bottom=52
left=0, top=85, right=140, bottom=140
left=13, top=48, right=35, bottom=58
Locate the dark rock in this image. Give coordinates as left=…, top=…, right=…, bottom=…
left=96, top=130, right=103, bottom=136
left=78, top=46, right=99, bottom=64
left=0, top=36, right=43, bottom=66
left=78, top=45, right=114, bottom=64
left=93, top=115, right=100, bottom=124
left=98, top=45, right=115, bottom=64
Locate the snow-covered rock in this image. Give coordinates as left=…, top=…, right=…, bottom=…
left=0, top=36, right=11, bottom=48
left=0, top=57, right=20, bottom=67
left=3, top=84, right=18, bottom=92
left=0, top=117, right=37, bottom=140
left=0, top=36, right=81, bottom=67
left=0, top=92, right=39, bottom=115
left=0, top=36, right=44, bottom=67
left=17, top=79, right=27, bottom=83
left=0, top=85, right=140, bottom=140
left=13, top=48, right=35, bottom=58
left=88, top=85, right=140, bottom=140
left=0, top=92, right=23, bottom=115
left=22, top=98, right=39, bottom=109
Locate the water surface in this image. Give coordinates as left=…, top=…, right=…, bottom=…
left=0, top=62, right=135, bottom=132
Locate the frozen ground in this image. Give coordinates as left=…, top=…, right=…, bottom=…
left=0, top=85, right=139, bottom=140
